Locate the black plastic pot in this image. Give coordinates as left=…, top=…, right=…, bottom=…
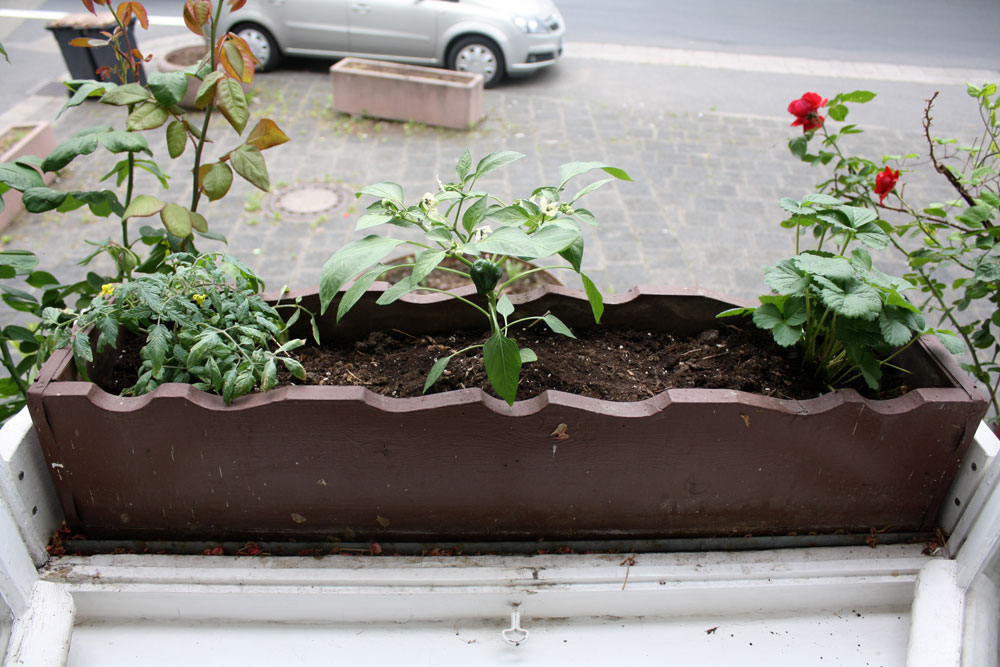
left=46, top=13, right=146, bottom=85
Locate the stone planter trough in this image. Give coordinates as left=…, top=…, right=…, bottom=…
left=0, top=121, right=57, bottom=232
left=330, top=58, right=483, bottom=130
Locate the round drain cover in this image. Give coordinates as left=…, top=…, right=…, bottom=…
left=264, top=182, right=350, bottom=221
left=278, top=187, right=340, bottom=214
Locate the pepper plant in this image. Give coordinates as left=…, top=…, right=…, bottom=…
left=318, top=150, right=631, bottom=404
left=719, top=195, right=961, bottom=391
left=56, top=252, right=314, bottom=403
left=0, top=0, right=288, bottom=421
left=782, top=85, right=1000, bottom=422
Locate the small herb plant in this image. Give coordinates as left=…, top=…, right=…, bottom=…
left=318, top=150, right=631, bottom=405
left=783, top=85, right=999, bottom=422
left=53, top=252, right=314, bottom=403
left=719, top=195, right=960, bottom=391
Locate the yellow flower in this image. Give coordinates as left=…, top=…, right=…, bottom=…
left=192, top=293, right=207, bottom=306
left=99, top=283, right=115, bottom=297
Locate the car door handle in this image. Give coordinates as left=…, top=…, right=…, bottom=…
left=350, top=3, right=371, bottom=13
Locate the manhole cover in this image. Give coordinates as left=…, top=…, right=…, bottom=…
left=265, top=182, right=350, bottom=221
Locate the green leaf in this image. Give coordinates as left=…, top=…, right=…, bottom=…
left=126, top=101, right=169, bottom=131
left=160, top=203, right=192, bottom=238
left=752, top=301, right=803, bottom=347
left=424, top=227, right=453, bottom=245
left=455, top=149, right=472, bottom=181
left=484, top=332, right=521, bottom=405
left=496, top=293, right=514, bottom=319
left=542, top=313, right=575, bottom=338
left=559, top=234, right=584, bottom=273
left=25, top=270, right=56, bottom=287
left=717, top=306, right=754, bottom=318
left=319, top=236, right=405, bottom=313
left=337, top=264, right=385, bottom=322
left=201, top=162, right=234, bottom=201
left=72, top=330, right=93, bottom=367
left=788, top=136, right=809, bottom=159
left=147, top=70, right=189, bottom=107
left=41, top=129, right=105, bottom=172
left=802, top=193, right=841, bottom=206
left=558, top=161, right=632, bottom=189
left=462, top=195, right=488, bottom=234
left=571, top=178, right=614, bottom=203
left=581, top=272, right=604, bottom=323
left=21, top=187, right=68, bottom=213
left=412, top=249, right=446, bottom=284
left=828, top=104, right=848, bottom=122
left=357, top=182, right=404, bottom=207
left=475, top=226, right=540, bottom=258
left=475, top=151, right=524, bottom=180
left=532, top=221, right=582, bottom=256
left=166, top=121, right=187, bottom=158
left=935, top=330, right=966, bottom=355
left=0, top=250, right=39, bottom=274
left=0, top=163, right=45, bottom=192
left=838, top=90, right=876, bottom=103
left=282, top=356, right=306, bottom=380
left=793, top=253, right=855, bottom=281
left=195, top=71, right=222, bottom=108
left=856, top=222, right=890, bottom=249
left=779, top=198, right=813, bottom=215
left=144, top=324, right=171, bottom=375
left=230, top=144, right=269, bottom=191
left=376, top=276, right=416, bottom=305
left=519, top=348, right=537, bottom=363
left=764, top=258, right=810, bottom=295
left=99, top=83, right=150, bottom=106
left=188, top=332, right=222, bottom=367
left=98, top=131, right=150, bottom=154
left=487, top=205, right=532, bottom=226
left=878, top=310, right=915, bottom=347
left=816, top=277, right=882, bottom=320
left=123, top=194, right=166, bottom=220
left=423, top=354, right=453, bottom=393
left=216, top=78, right=250, bottom=134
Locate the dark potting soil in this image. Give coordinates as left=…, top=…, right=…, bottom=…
left=275, top=323, right=900, bottom=401
left=99, top=322, right=909, bottom=402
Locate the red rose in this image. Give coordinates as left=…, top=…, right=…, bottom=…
left=874, top=166, right=900, bottom=205
left=788, top=92, right=828, bottom=132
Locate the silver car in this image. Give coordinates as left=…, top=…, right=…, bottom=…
left=218, top=0, right=565, bottom=87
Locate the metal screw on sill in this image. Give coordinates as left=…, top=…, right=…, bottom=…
left=501, top=608, right=529, bottom=647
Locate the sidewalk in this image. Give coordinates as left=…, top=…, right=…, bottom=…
left=1, top=36, right=997, bottom=305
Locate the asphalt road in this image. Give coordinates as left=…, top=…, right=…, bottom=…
left=559, top=0, right=1000, bottom=70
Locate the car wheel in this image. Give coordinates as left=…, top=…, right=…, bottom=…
left=231, top=22, right=280, bottom=72
left=447, top=36, right=504, bottom=88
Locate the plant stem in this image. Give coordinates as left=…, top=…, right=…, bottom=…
left=0, top=340, right=28, bottom=397
left=411, top=287, right=490, bottom=318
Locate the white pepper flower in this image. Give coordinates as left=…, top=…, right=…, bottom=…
left=544, top=201, right=560, bottom=218
left=471, top=225, right=493, bottom=242
left=420, top=192, right=438, bottom=211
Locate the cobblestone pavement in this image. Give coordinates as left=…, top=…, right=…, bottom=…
left=1, top=37, right=997, bottom=316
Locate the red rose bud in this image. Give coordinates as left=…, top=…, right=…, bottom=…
left=788, top=92, right=829, bottom=132
left=874, top=166, right=900, bottom=205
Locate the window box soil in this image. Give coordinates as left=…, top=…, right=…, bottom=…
left=25, top=285, right=988, bottom=543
